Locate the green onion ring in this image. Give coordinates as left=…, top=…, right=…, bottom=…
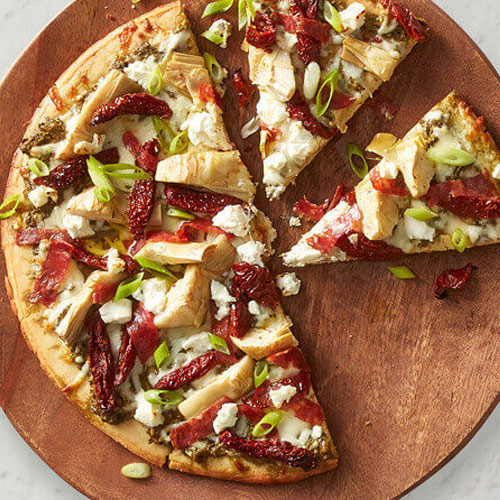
left=252, top=410, right=283, bottom=437
left=153, top=116, right=174, bottom=152
left=253, top=360, right=268, bottom=388
left=94, top=187, right=113, bottom=203
left=347, top=143, right=369, bottom=178
left=135, top=256, right=178, bottom=280
left=169, top=130, right=189, bottom=155
left=154, top=340, right=171, bottom=369
left=208, top=333, right=231, bottom=355
left=0, top=194, right=22, bottom=220
left=405, top=206, right=438, bottom=222
left=315, top=69, right=339, bottom=118
left=147, top=65, right=163, bottom=96
left=201, top=29, right=225, bottom=46
left=324, top=1, right=342, bottom=32
left=144, top=389, right=184, bottom=406
left=87, top=156, right=115, bottom=199
left=426, top=146, right=475, bottom=167
left=103, top=163, right=152, bottom=180
left=203, top=52, right=225, bottom=84
left=166, top=206, right=195, bottom=220
left=388, top=266, right=416, bottom=279
left=451, top=228, right=468, bottom=253
left=202, top=0, right=234, bottom=18
left=114, top=272, right=144, bottom=303
left=27, top=158, right=50, bottom=177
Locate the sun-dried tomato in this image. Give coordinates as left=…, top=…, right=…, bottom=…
left=289, top=0, right=319, bottom=19
left=434, top=263, right=477, bottom=299
left=237, top=402, right=266, bottom=424
left=370, top=169, right=409, bottom=197
left=33, top=147, right=119, bottom=191
left=231, top=70, right=255, bottom=107
left=379, top=0, right=428, bottom=42
left=287, top=93, right=336, bottom=140
left=70, top=244, right=108, bottom=270
left=92, top=282, right=118, bottom=304
left=327, top=184, right=345, bottom=211
left=232, top=262, right=279, bottom=310
left=261, top=122, right=282, bottom=142
left=113, top=326, right=137, bottom=386
left=268, top=347, right=311, bottom=371
left=219, top=430, right=317, bottom=471
left=88, top=311, right=118, bottom=416
left=127, top=226, right=193, bottom=256
left=331, top=91, right=356, bottom=110
left=182, top=217, right=235, bottom=240
left=229, top=299, right=253, bottom=338
left=335, top=232, right=404, bottom=260
left=246, top=11, right=277, bottom=50
left=424, top=173, right=500, bottom=219
left=296, top=34, right=322, bottom=65
left=293, top=16, right=330, bottom=43
left=90, top=92, right=172, bottom=127
left=16, top=228, right=67, bottom=246
left=199, top=83, right=223, bottom=108
left=125, top=303, right=159, bottom=364
left=294, top=196, right=327, bottom=222
left=164, top=183, right=248, bottom=215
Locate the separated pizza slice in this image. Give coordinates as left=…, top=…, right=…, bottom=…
left=2, top=1, right=337, bottom=483
left=283, top=92, right=500, bottom=266
left=244, top=0, right=427, bottom=199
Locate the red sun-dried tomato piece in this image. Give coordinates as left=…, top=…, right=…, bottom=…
left=113, top=326, right=137, bottom=386
left=229, top=299, right=253, bottom=338
left=182, top=217, right=235, bottom=240
left=370, top=169, right=409, bottom=197
left=231, top=70, right=255, bottom=107
left=331, top=91, right=356, bottom=110
left=92, top=282, right=119, bottom=304
left=294, top=196, right=327, bottom=222
left=88, top=311, right=118, bottom=416
left=164, top=183, right=248, bottom=215
left=424, top=173, right=500, bottom=219
left=246, top=11, right=277, bottom=50
left=261, top=122, right=282, bottom=142
left=293, top=16, right=330, bottom=43
left=125, top=303, right=159, bottom=364
left=268, top=347, right=311, bottom=372
left=171, top=397, right=233, bottom=449
left=219, top=430, right=317, bottom=471
left=290, top=0, right=319, bottom=19
left=296, top=33, right=322, bottom=65
left=16, top=228, right=68, bottom=246
left=335, top=232, right=404, bottom=260
left=379, top=0, right=428, bottom=42
left=199, top=83, right=223, bottom=108
left=90, top=92, right=172, bottom=127
left=237, top=402, right=266, bottom=424
left=282, top=394, right=325, bottom=425
left=287, top=93, right=336, bottom=140
left=232, top=262, right=279, bottom=310
left=33, top=147, right=119, bottom=191
left=70, top=244, right=108, bottom=270
left=434, top=263, right=477, bottom=300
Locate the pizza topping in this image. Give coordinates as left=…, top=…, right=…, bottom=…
left=219, top=430, right=317, bottom=471
left=199, top=83, right=223, bottom=108
left=171, top=397, right=232, bottom=449
left=347, top=143, right=369, bottom=178
left=88, top=311, right=118, bottom=416
left=294, top=196, right=328, bottom=222
left=124, top=303, right=159, bottom=364
left=93, top=282, right=119, bottom=304
left=287, top=93, right=336, bottom=140
left=231, top=70, right=255, bottom=107
left=323, top=1, right=342, bottom=32
left=261, top=122, right=282, bottom=142
left=238, top=402, right=266, bottom=424
left=90, top=92, right=173, bottom=127
left=424, top=173, right=500, bottom=219
left=246, top=11, right=277, bottom=50
left=370, top=169, right=409, bottom=197
left=253, top=360, right=269, bottom=388
left=451, top=228, right=468, bottom=253
left=434, top=263, right=477, bottom=299
left=426, top=146, right=475, bottom=167
left=113, top=326, right=138, bottom=386
left=282, top=395, right=325, bottom=425
left=229, top=299, right=253, bottom=338
left=202, top=19, right=232, bottom=48
left=232, top=262, right=279, bottom=310
left=379, top=0, right=427, bottom=42
left=268, top=347, right=310, bottom=372
left=335, top=232, right=404, bottom=260
left=202, top=0, right=233, bottom=18
left=127, top=226, right=192, bottom=256
left=114, top=272, right=144, bottom=302
left=316, top=69, right=339, bottom=118
left=388, top=266, right=415, bottom=279
left=208, top=332, right=232, bottom=355
left=203, top=52, right=226, bottom=85
left=164, top=183, right=248, bottom=215
left=252, top=409, right=283, bottom=436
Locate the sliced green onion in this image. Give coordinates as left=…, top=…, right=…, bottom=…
left=153, top=116, right=174, bottom=151
left=208, top=333, right=231, bottom=355
left=147, top=65, right=163, bottom=96
left=103, top=163, right=152, bottom=180
left=451, top=228, right=468, bottom=253
left=388, top=266, right=416, bottom=279
left=201, top=29, right=224, bottom=46
left=202, top=0, right=234, bottom=18
left=135, top=256, right=178, bottom=280
left=144, top=389, right=184, bottom=406
left=246, top=0, right=255, bottom=18
left=87, top=156, right=115, bottom=199
left=252, top=410, right=283, bottom=437
left=324, top=1, right=342, bottom=32
left=131, top=0, right=142, bottom=4
left=203, top=52, right=225, bottom=84
left=27, top=158, right=49, bottom=177
left=121, top=463, right=151, bottom=479
left=166, top=206, right=195, bottom=220
left=154, top=340, right=170, bottom=368
left=94, top=187, right=113, bottom=203
left=253, top=360, right=268, bottom=388
left=426, top=146, right=475, bottom=167
left=347, top=143, right=369, bottom=178
left=169, top=130, right=189, bottom=155
left=114, top=272, right=144, bottom=303
left=0, top=194, right=22, bottom=220
left=315, top=69, right=339, bottom=118
left=238, top=0, right=249, bottom=30
left=405, top=206, right=438, bottom=221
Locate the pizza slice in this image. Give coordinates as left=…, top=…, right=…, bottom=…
left=2, top=2, right=337, bottom=482
left=283, top=92, right=500, bottom=266
left=244, top=0, right=427, bottom=199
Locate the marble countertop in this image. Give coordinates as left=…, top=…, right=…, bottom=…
left=1, top=0, right=500, bottom=498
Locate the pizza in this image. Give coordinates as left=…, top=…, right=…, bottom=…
left=283, top=92, right=500, bottom=267
left=243, top=0, right=427, bottom=199
left=1, top=2, right=338, bottom=483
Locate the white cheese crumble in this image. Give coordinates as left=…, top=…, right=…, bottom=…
left=289, top=216, right=302, bottom=227
left=492, top=164, right=500, bottom=179
left=62, top=212, right=95, bottom=239
left=206, top=19, right=232, bottom=48
left=182, top=110, right=230, bottom=151
left=276, top=272, right=301, bottom=296
left=311, top=425, right=323, bottom=439
left=404, top=212, right=435, bottom=241
left=134, top=390, right=165, bottom=427
left=236, top=240, right=266, bottom=266
left=181, top=332, right=212, bottom=354
left=124, top=56, right=158, bottom=90
left=106, top=248, right=126, bottom=274
left=276, top=26, right=297, bottom=52
left=377, top=158, right=399, bottom=180
left=276, top=412, right=312, bottom=447
left=132, top=278, right=168, bottom=315
left=210, top=280, right=235, bottom=320
left=248, top=300, right=272, bottom=327
left=256, top=91, right=288, bottom=126
left=212, top=204, right=253, bottom=237
left=99, top=298, right=133, bottom=325
left=212, top=402, right=239, bottom=434
left=340, top=2, right=366, bottom=33
left=28, top=185, right=56, bottom=208
left=283, top=121, right=316, bottom=163
left=269, top=385, right=297, bottom=408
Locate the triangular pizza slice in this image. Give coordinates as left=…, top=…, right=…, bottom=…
left=283, top=92, right=500, bottom=266
left=2, top=2, right=337, bottom=482
left=244, top=0, right=427, bottom=199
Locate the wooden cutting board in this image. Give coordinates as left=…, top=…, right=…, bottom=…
left=1, top=1, right=500, bottom=499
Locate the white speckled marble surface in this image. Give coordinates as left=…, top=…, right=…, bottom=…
left=1, top=1, right=500, bottom=498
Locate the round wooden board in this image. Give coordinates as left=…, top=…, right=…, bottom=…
left=1, top=0, right=500, bottom=498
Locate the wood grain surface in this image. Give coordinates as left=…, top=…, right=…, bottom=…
left=1, top=1, right=500, bottom=499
